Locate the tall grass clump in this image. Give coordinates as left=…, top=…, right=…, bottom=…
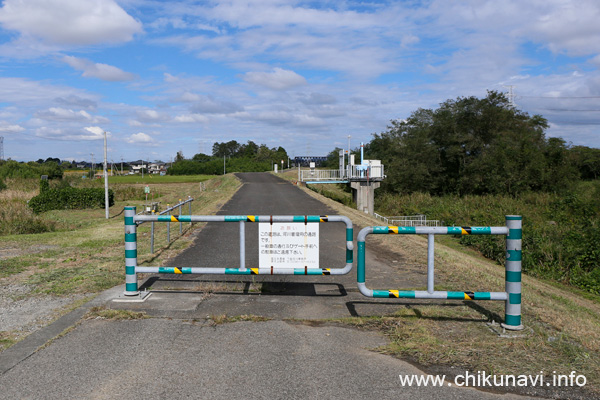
left=0, top=189, right=57, bottom=235
left=375, top=181, right=600, bottom=294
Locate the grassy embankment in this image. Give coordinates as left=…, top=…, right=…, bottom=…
left=279, top=169, right=600, bottom=397
left=0, top=173, right=242, bottom=350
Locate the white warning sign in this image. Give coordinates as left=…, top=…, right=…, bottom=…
left=258, top=223, right=319, bottom=268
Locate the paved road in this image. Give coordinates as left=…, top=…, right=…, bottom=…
left=0, top=173, right=531, bottom=399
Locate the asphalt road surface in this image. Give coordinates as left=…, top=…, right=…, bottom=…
left=0, top=173, right=531, bottom=399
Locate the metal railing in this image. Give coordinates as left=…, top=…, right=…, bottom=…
left=356, top=216, right=524, bottom=331
left=373, top=213, right=441, bottom=227
left=298, top=165, right=385, bottom=183
left=136, top=197, right=194, bottom=254
left=299, top=169, right=345, bottom=182
left=349, top=164, right=384, bottom=179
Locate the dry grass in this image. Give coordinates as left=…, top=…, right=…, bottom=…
left=284, top=171, right=600, bottom=395
left=208, top=314, right=271, bottom=325
left=0, top=188, right=60, bottom=235
left=0, top=174, right=242, bottom=351
left=85, top=306, right=148, bottom=320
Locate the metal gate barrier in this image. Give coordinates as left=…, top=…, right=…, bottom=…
left=356, top=216, right=523, bottom=330
left=124, top=207, right=523, bottom=329
left=124, top=206, right=354, bottom=296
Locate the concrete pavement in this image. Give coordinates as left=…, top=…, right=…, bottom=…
left=0, top=173, right=532, bottom=399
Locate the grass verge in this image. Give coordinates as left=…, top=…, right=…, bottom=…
left=279, top=169, right=600, bottom=396
left=0, top=173, right=242, bottom=351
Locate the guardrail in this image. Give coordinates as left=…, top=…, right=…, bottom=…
left=356, top=216, right=523, bottom=331
left=124, top=207, right=354, bottom=296
left=373, top=213, right=441, bottom=227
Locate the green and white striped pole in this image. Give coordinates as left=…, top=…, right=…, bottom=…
left=124, top=206, right=139, bottom=296
left=502, top=215, right=524, bottom=330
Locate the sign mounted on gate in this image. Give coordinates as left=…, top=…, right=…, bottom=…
left=259, top=223, right=319, bottom=268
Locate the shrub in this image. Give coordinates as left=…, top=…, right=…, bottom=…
left=39, top=179, right=50, bottom=193
left=374, top=183, right=600, bottom=295
left=0, top=178, right=6, bottom=192
left=0, top=160, right=63, bottom=180
left=0, top=197, right=58, bottom=235
left=29, top=186, right=114, bottom=214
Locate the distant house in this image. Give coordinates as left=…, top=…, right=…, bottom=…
left=128, top=160, right=168, bottom=174
left=129, top=160, right=147, bottom=174
left=148, top=162, right=166, bottom=174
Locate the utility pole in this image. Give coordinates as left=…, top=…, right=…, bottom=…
left=121, top=156, right=123, bottom=175
left=103, top=132, right=109, bottom=219
left=90, top=153, right=94, bottom=178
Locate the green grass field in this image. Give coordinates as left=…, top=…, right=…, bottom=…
left=100, top=174, right=213, bottom=184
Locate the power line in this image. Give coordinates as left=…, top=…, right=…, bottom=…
left=544, top=109, right=600, bottom=112
left=520, top=95, right=600, bottom=99
left=550, top=121, right=600, bottom=125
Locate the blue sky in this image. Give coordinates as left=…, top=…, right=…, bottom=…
left=1, top=0, right=600, bottom=162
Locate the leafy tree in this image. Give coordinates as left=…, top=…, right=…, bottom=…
left=0, top=160, right=62, bottom=180
left=324, top=147, right=343, bottom=169
left=238, top=141, right=259, bottom=158
left=175, top=151, right=185, bottom=162
left=192, top=153, right=212, bottom=162
left=570, top=145, right=600, bottom=180
left=171, top=141, right=289, bottom=175
left=367, top=91, right=576, bottom=195
left=212, top=140, right=240, bottom=158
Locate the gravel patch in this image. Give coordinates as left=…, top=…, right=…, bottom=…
left=0, top=284, right=85, bottom=335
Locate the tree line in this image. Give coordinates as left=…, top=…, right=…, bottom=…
left=168, top=140, right=289, bottom=175
left=351, top=91, right=600, bottom=196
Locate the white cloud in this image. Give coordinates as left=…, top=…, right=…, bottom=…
left=298, top=92, right=336, bottom=105
left=127, top=132, right=156, bottom=144
left=0, top=123, right=25, bottom=133
left=0, top=0, right=142, bottom=46
left=174, top=114, right=209, bottom=123
left=128, top=120, right=143, bottom=127
left=207, top=0, right=378, bottom=30
left=35, top=126, right=105, bottom=141
left=190, top=96, right=243, bottom=114
left=401, top=34, right=420, bottom=47
left=135, top=109, right=169, bottom=123
left=0, top=77, right=93, bottom=105
left=83, top=126, right=105, bottom=137
left=54, top=95, right=97, bottom=110
left=63, top=56, right=135, bottom=82
left=35, top=107, right=108, bottom=123
left=178, top=92, right=201, bottom=102
left=244, top=68, right=307, bottom=90
left=527, top=1, right=600, bottom=56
